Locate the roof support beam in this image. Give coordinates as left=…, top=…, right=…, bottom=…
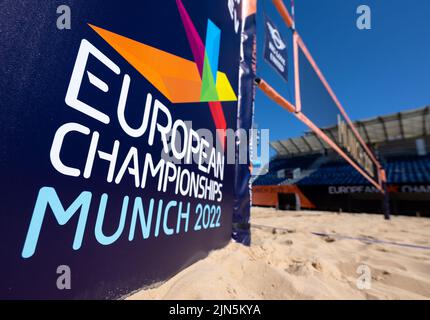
left=398, top=112, right=405, bottom=140
left=270, top=142, right=283, bottom=155
left=378, top=117, right=389, bottom=141
left=289, top=138, right=302, bottom=153
left=277, top=141, right=291, bottom=155
left=313, top=133, right=327, bottom=150
left=278, top=141, right=291, bottom=155
left=324, top=129, right=338, bottom=144
left=423, top=106, right=430, bottom=136
left=357, top=121, right=371, bottom=144
left=270, top=141, right=290, bottom=156
left=301, top=136, right=314, bottom=152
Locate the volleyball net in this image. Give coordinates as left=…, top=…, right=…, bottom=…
left=254, top=0, right=385, bottom=192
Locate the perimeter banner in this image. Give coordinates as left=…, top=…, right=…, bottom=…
left=0, top=0, right=250, bottom=299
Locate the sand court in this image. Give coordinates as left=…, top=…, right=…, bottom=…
left=128, top=207, right=430, bottom=300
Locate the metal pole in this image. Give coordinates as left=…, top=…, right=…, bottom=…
left=380, top=169, right=391, bottom=220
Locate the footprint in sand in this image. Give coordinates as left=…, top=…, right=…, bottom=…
left=323, top=236, right=336, bottom=243
left=311, top=261, right=323, bottom=272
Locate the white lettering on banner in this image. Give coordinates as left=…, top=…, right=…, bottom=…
left=329, top=185, right=430, bottom=194
left=228, top=0, right=241, bottom=34
left=60, top=39, right=225, bottom=192
left=65, top=39, right=120, bottom=124
left=21, top=187, right=222, bottom=258
left=268, top=42, right=286, bottom=65
left=22, top=38, right=227, bottom=258
left=328, top=186, right=379, bottom=194
left=401, top=185, right=430, bottom=193
left=267, top=33, right=286, bottom=73
left=265, top=19, right=287, bottom=79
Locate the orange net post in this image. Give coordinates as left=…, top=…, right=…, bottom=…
left=255, top=78, right=295, bottom=113
left=272, top=0, right=294, bottom=29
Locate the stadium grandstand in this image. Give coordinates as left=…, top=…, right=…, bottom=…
left=253, top=106, right=430, bottom=217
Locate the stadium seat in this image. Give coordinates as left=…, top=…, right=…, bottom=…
left=255, top=154, right=430, bottom=186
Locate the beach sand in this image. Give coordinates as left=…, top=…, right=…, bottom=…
left=128, top=207, right=430, bottom=300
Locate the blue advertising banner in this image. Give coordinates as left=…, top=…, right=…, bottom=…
left=263, top=16, right=288, bottom=83
left=0, top=0, right=248, bottom=299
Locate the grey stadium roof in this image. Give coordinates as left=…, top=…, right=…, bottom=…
left=272, top=106, right=430, bottom=156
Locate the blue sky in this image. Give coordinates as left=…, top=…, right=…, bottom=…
left=255, top=0, right=430, bottom=143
